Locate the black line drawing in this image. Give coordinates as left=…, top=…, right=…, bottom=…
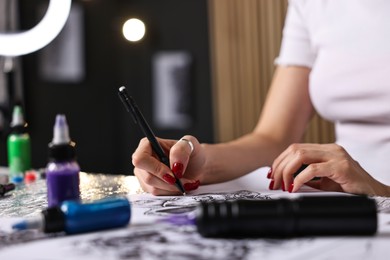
left=375, top=197, right=390, bottom=214
left=65, top=190, right=281, bottom=259
left=70, top=224, right=314, bottom=260
left=132, top=190, right=272, bottom=217
left=2, top=189, right=389, bottom=259
left=0, top=230, right=58, bottom=249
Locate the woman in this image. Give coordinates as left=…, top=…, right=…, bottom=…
left=132, top=0, right=390, bottom=197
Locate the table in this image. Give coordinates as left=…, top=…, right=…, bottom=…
left=0, top=172, right=143, bottom=218
left=0, top=168, right=390, bottom=259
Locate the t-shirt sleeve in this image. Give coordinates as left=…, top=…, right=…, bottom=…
left=274, top=0, right=316, bottom=68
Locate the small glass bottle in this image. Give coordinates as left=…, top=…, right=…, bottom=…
left=7, top=106, right=31, bottom=183
left=46, top=114, right=80, bottom=207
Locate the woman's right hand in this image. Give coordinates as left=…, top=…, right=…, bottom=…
left=132, top=135, right=207, bottom=195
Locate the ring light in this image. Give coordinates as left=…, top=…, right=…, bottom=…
left=0, top=0, right=72, bottom=56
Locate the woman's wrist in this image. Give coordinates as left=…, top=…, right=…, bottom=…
left=368, top=178, right=390, bottom=197
left=199, top=142, right=241, bottom=184
left=198, top=143, right=213, bottom=184
left=375, top=184, right=390, bottom=197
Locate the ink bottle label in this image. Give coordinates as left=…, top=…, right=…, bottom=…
left=7, top=132, right=31, bottom=182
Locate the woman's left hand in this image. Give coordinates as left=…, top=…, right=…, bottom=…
left=269, top=143, right=390, bottom=196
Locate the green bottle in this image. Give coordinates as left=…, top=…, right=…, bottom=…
left=7, top=106, right=31, bottom=183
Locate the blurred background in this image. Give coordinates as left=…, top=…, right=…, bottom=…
left=0, top=0, right=334, bottom=175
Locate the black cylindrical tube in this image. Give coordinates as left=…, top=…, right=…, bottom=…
left=195, top=196, right=377, bottom=238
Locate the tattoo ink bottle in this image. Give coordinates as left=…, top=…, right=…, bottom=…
left=46, top=114, right=80, bottom=207
left=12, top=197, right=131, bottom=234
left=7, top=106, right=32, bottom=183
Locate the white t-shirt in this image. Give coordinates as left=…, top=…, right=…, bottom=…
left=275, top=0, right=390, bottom=184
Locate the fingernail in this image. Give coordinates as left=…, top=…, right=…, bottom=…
left=269, top=180, right=274, bottom=190
left=288, top=183, right=294, bottom=193
left=163, top=174, right=176, bottom=185
left=184, top=180, right=200, bottom=191
left=172, top=162, right=184, bottom=179
left=267, top=168, right=272, bottom=179
left=281, top=181, right=285, bottom=192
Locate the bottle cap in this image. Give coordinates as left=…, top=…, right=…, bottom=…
left=48, top=142, right=76, bottom=162
left=48, top=114, right=76, bottom=162
left=52, top=115, right=70, bottom=145
left=10, top=106, right=28, bottom=134
left=10, top=106, right=25, bottom=127
left=0, top=183, right=15, bottom=196
left=24, top=170, right=37, bottom=183
left=42, top=207, right=66, bottom=233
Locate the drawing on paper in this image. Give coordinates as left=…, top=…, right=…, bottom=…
left=68, top=189, right=306, bottom=260
left=375, top=197, right=390, bottom=213
left=131, top=190, right=272, bottom=216
left=70, top=224, right=314, bottom=260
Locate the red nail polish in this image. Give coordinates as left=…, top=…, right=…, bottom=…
left=281, top=181, right=285, bottom=191
left=172, top=162, right=184, bottom=179
left=288, top=183, right=294, bottom=193
left=269, top=180, right=274, bottom=190
left=267, top=168, right=272, bottom=179
left=184, top=180, right=200, bottom=191
left=163, top=174, right=176, bottom=185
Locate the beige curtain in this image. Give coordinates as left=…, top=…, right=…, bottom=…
left=208, top=0, right=335, bottom=143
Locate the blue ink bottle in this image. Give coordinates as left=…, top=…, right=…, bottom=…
left=46, top=114, right=80, bottom=207
left=12, top=197, right=131, bottom=234
left=7, top=105, right=31, bottom=183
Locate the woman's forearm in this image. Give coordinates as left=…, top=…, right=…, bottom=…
left=200, top=132, right=287, bottom=184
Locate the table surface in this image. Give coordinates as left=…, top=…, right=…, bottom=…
left=0, top=172, right=143, bottom=218
left=1, top=168, right=390, bottom=260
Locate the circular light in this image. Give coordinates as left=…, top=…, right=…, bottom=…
left=122, top=18, right=146, bottom=42
left=0, top=0, right=72, bottom=57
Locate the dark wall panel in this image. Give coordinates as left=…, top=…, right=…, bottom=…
left=18, top=0, right=213, bottom=174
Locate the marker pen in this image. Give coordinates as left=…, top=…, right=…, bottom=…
left=162, top=196, right=377, bottom=237
left=118, top=86, right=186, bottom=195
left=12, top=197, right=131, bottom=234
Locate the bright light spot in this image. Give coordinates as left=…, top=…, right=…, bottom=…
left=122, top=18, right=146, bottom=42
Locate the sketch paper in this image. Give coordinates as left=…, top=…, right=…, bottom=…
left=0, top=167, right=389, bottom=259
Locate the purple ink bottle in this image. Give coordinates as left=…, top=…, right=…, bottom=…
left=46, top=114, right=80, bottom=207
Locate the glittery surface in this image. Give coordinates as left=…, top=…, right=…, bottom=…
left=0, top=172, right=143, bottom=218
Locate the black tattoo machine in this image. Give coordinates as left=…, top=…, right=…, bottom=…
left=163, top=196, right=377, bottom=237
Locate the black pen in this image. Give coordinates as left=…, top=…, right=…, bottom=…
left=118, top=86, right=186, bottom=195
